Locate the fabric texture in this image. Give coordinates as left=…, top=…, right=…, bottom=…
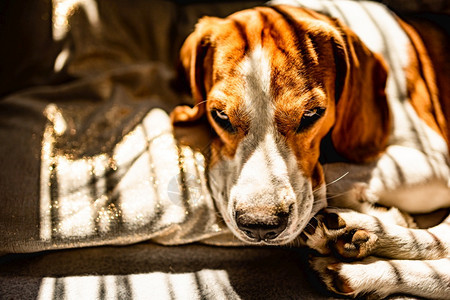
left=0, top=243, right=341, bottom=299
left=1, top=0, right=266, bottom=254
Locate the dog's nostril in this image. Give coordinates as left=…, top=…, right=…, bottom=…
left=239, top=222, right=287, bottom=241
left=242, top=229, right=256, bottom=239
left=235, top=212, right=288, bottom=241
left=263, top=230, right=280, bottom=240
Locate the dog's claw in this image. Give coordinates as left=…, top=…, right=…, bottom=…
left=324, top=213, right=346, bottom=230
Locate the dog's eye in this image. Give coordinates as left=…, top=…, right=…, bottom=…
left=296, top=107, right=325, bottom=133
left=210, top=109, right=236, bottom=133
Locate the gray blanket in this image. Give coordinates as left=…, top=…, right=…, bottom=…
left=1, top=0, right=269, bottom=255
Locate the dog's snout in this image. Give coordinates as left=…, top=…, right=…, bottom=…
left=235, top=211, right=288, bottom=241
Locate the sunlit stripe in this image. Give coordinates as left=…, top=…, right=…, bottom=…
left=146, top=111, right=187, bottom=225
left=169, top=273, right=201, bottom=300
left=52, top=0, right=99, bottom=41
left=102, top=276, right=118, bottom=299
left=63, top=276, right=100, bottom=300
left=129, top=273, right=172, bottom=300
left=118, top=151, right=157, bottom=228
left=40, top=104, right=67, bottom=240
left=39, top=124, right=55, bottom=241
left=37, top=277, right=56, bottom=300
left=196, top=269, right=241, bottom=299
left=113, top=125, right=147, bottom=167
left=54, top=45, right=70, bottom=72
left=57, top=156, right=95, bottom=237
left=179, top=146, right=203, bottom=207
left=36, top=270, right=240, bottom=300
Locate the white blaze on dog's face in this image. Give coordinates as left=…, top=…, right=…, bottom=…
left=172, top=6, right=390, bottom=245
left=206, top=42, right=335, bottom=245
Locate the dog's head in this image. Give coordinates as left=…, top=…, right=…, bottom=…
left=171, top=5, right=390, bottom=245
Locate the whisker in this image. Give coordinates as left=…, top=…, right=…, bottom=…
left=325, top=190, right=353, bottom=200
left=324, top=205, right=344, bottom=210
left=305, top=216, right=320, bottom=228
left=325, top=172, right=349, bottom=187
left=312, top=171, right=349, bottom=193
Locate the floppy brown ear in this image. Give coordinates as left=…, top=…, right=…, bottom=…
left=331, top=22, right=391, bottom=163
left=171, top=18, right=218, bottom=124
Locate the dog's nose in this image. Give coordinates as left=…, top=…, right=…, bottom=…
left=235, top=211, right=288, bottom=241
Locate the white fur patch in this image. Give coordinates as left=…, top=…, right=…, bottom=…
left=209, top=46, right=322, bottom=245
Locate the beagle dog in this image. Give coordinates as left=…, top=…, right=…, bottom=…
left=171, top=3, right=450, bottom=299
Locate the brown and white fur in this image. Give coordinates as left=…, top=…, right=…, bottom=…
left=171, top=3, right=450, bottom=299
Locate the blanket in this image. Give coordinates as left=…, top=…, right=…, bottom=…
left=1, top=0, right=267, bottom=254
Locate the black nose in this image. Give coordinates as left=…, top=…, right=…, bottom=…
left=235, top=211, right=288, bottom=241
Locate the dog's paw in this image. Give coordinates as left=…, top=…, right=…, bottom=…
left=309, top=256, right=356, bottom=297
left=309, top=256, right=388, bottom=299
left=301, top=209, right=379, bottom=259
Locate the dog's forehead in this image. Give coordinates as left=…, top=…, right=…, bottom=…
left=211, top=42, right=329, bottom=124
left=209, top=8, right=335, bottom=112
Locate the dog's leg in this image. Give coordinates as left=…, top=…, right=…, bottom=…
left=323, top=145, right=450, bottom=216
left=305, top=144, right=450, bottom=298
left=310, top=256, right=450, bottom=299
left=308, top=144, right=450, bottom=259
left=303, top=208, right=450, bottom=260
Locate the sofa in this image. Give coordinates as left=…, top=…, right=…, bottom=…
left=1, top=0, right=448, bottom=298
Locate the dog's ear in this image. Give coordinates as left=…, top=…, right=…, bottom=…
left=330, top=21, right=391, bottom=163
left=171, top=17, right=219, bottom=124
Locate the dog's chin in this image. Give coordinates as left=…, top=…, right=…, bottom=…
left=236, top=234, right=298, bottom=246
left=228, top=220, right=307, bottom=246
